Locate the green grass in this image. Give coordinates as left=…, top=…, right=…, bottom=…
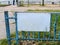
left=0, top=4, right=10, bottom=7
left=27, top=9, right=60, bottom=12
left=0, top=39, right=8, bottom=45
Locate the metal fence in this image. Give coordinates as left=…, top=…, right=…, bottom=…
left=0, top=1, right=10, bottom=5
left=4, top=11, right=60, bottom=45
left=18, top=1, right=60, bottom=5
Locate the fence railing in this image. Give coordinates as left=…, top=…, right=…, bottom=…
left=4, top=11, right=60, bottom=45
left=18, top=1, right=60, bottom=5
left=0, top=1, right=10, bottom=5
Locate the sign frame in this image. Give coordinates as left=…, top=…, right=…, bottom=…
left=17, top=12, right=51, bottom=32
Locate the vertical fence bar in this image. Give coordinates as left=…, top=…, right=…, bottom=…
left=28, top=31, right=30, bottom=40
left=59, top=32, right=60, bottom=41
left=42, top=0, right=44, bottom=6
left=16, top=0, right=18, bottom=5
left=33, top=32, right=35, bottom=40
left=43, top=32, right=46, bottom=40
left=38, top=32, right=40, bottom=41
left=8, top=1, right=10, bottom=5
left=13, top=0, right=15, bottom=5
left=4, top=11, right=11, bottom=45
left=22, top=31, right=24, bottom=40
left=15, top=12, right=19, bottom=45
left=48, top=32, right=50, bottom=40
left=54, top=14, right=58, bottom=41
left=28, top=0, right=29, bottom=6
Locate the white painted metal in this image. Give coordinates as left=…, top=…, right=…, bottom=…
left=17, top=13, right=51, bottom=32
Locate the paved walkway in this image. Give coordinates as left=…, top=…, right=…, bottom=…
left=0, top=5, right=60, bottom=12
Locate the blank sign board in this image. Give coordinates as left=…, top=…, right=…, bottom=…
left=17, top=13, right=51, bottom=32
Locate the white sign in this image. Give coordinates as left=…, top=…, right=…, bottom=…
left=17, top=13, right=51, bottom=32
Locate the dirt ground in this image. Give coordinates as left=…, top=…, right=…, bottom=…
left=0, top=5, right=60, bottom=39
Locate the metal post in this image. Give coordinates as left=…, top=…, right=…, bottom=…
left=49, top=14, right=52, bottom=40
left=43, top=32, right=46, bottom=40
left=16, top=0, right=18, bottom=5
left=42, top=0, right=44, bottom=6
left=38, top=32, right=40, bottom=41
left=28, top=31, right=30, bottom=40
left=22, top=31, right=24, bottom=40
left=59, top=32, right=60, bottom=41
left=13, top=0, right=15, bottom=5
left=4, top=11, right=11, bottom=45
left=54, top=14, right=58, bottom=41
left=33, top=32, right=35, bottom=39
left=28, top=0, right=29, bottom=6
left=28, top=31, right=30, bottom=39
left=15, top=12, right=19, bottom=45
left=8, top=1, right=10, bottom=5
